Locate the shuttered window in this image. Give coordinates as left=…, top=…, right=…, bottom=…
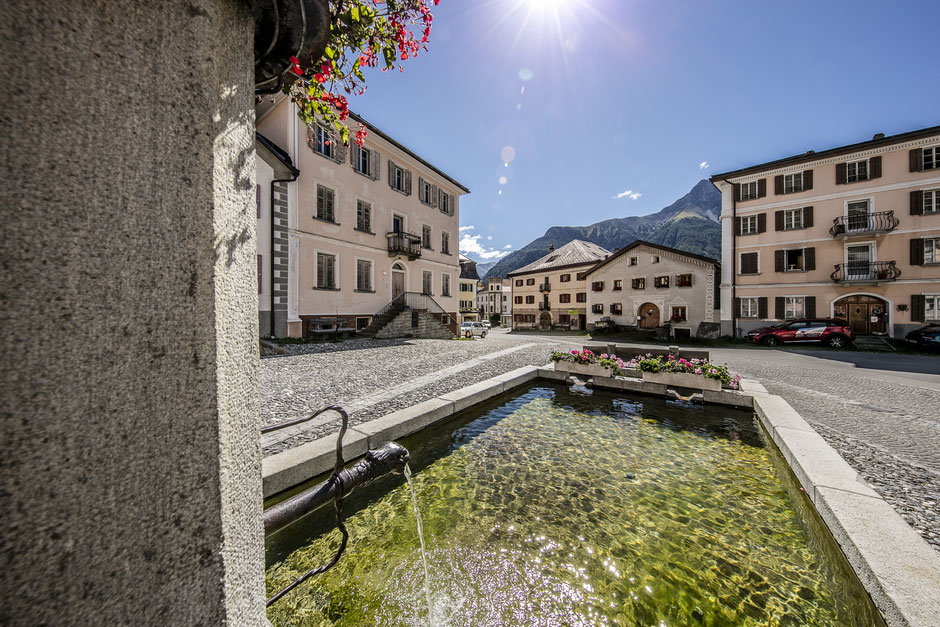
left=313, top=125, right=332, bottom=158
left=654, top=276, right=669, bottom=288
left=784, top=296, right=805, bottom=319
left=926, top=238, right=940, bottom=264
left=441, top=232, right=450, bottom=255
left=783, top=172, right=803, bottom=194
left=525, top=295, right=535, bottom=304
left=846, top=159, right=868, bottom=182
left=316, top=253, right=336, bottom=289
left=927, top=295, right=940, bottom=320
left=576, top=293, right=587, bottom=303
left=924, top=190, right=939, bottom=214
left=740, top=297, right=759, bottom=318
left=442, top=273, right=451, bottom=297
left=356, top=200, right=372, bottom=232
left=357, top=147, right=371, bottom=175
left=783, top=208, right=803, bottom=230
left=422, top=271, right=433, bottom=295
left=316, top=185, right=335, bottom=222
left=632, top=278, right=645, bottom=289
left=422, top=225, right=432, bottom=249
left=356, top=259, right=372, bottom=291
left=677, top=274, right=692, bottom=287
left=592, top=304, right=604, bottom=314
left=559, top=293, right=571, bottom=303
left=739, top=252, right=759, bottom=275
left=925, top=146, right=939, bottom=170
left=739, top=181, right=759, bottom=200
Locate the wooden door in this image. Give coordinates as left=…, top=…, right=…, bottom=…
left=392, top=271, right=405, bottom=300
left=639, top=303, right=660, bottom=329
left=847, top=302, right=870, bottom=335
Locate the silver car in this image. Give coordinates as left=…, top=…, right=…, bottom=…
left=460, top=322, right=487, bottom=338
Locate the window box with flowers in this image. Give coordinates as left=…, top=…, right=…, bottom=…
left=654, top=276, right=670, bottom=288
left=550, top=349, right=626, bottom=378
left=592, top=281, right=604, bottom=292
left=677, top=274, right=693, bottom=287
left=635, top=355, right=740, bottom=391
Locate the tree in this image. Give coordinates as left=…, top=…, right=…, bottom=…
left=285, top=0, right=438, bottom=146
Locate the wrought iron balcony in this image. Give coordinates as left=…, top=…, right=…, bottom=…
left=538, top=283, right=551, bottom=292
left=387, top=231, right=422, bottom=259
left=829, top=211, right=899, bottom=237
left=830, top=261, right=900, bottom=284
left=538, top=302, right=549, bottom=310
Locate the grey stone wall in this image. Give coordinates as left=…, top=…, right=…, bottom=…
left=376, top=311, right=455, bottom=339
left=1, top=2, right=265, bottom=624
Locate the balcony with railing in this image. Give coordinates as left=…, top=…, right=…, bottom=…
left=538, top=302, right=549, bottom=311
left=829, top=211, right=899, bottom=238
left=538, top=282, right=551, bottom=292
left=830, top=261, right=900, bottom=284
left=387, top=231, right=422, bottom=259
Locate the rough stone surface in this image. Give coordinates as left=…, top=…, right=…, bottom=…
left=375, top=310, right=453, bottom=339
left=1, top=3, right=264, bottom=624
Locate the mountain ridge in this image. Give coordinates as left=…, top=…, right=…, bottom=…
left=481, top=179, right=721, bottom=279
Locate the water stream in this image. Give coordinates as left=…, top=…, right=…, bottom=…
left=403, top=463, right=435, bottom=626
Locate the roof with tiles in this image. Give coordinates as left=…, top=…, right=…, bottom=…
left=509, top=239, right=612, bottom=276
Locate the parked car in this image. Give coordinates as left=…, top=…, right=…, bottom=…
left=747, top=318, right=854, bottom=348
left=482, top=320, right=492, bottom=329
left=461, top=322, right=487, bottom=338
left=905, top=323, right=940, bottom=351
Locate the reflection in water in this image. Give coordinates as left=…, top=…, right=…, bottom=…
left=265, top=384, right=882, bottom=626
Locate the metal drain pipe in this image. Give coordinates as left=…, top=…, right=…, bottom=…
left=264, top=441, right=410, bottom=536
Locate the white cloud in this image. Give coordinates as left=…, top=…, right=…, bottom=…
left=459, top=225, right=474, bottom=232
left=487, top=235, right=493, bottom=240
left=504, top=244, right=512, bottom=249
left=614, top=189, right=642, bottom=200
left=460, top=233, right=511, bottom=260
left=699, top=161, right=710, bottom=170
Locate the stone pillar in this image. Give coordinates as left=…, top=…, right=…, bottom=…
left=1, top=2, right=265, bottom=624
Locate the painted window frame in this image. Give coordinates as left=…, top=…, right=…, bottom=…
left=740, top=297, right=759, bottom=318
left=316, top=251, right=337, bottom=290
left=784, top=296, right=806, bottom=320
left=925, top=237, right=940, bottom=264
left=421, top=225, right=432, bottom=250
left=923, top=189, right=940, bottom=214
left=846, top=158, right=869, bottom=183
left=783, top=208, right=803, bottom=230
left=739, top=215, right=758, bottom=235
left=355, top=199, right=372, bottom=233
left=738, top=250, right=760, bottom=275
left=356, top=146, right=372, bottom=176
left=740, top=180, right=759, bottom=201
left=924, top=145, right=940, bottom=171
left=315, top=184, right=336, bottom=223
left=422, top=270, right=433, bottom=296
left=441, top=273, right=451, bottom=297
left=783, top=172, right=803, bottom=194
left=925, top=294, right=940, bottom=320
left=355, top=257, right=374, bottom=292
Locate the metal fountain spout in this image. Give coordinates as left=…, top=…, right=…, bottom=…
left=264, top=441, right=410, bottom=537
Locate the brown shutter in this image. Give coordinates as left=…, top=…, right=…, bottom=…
left=836, top=162, right=847, bottom=184
left=349, top=143, right=358, bottom=167
left=431, top=184, right=439, bottom=208
left=911, top=295, right=926, bottom=322
left=910, top=148, right=923, bottom=172
left=805, top=296, right=816, bottom=318
left=404, top=170, right=412, bottom=195
left=758, top=297, right=768, bottom=319
left=803, top=169, right=813, bottom=190
left=757, top=213, right=767, bottom=233
left=775, top=210, right=785, bottom=231
left=774, top=250, right=785, bottom=273
left=803, top=206, right=814, bottom=228
left=734, top=184, right=742, bottom=202
left=775, top=296, right=785, bottom=319
left=371, top=150, right=381, bottom=180
left=387, top=159, right=394, bottom=187
left=418, top=176, right=426, bottom=202
left=757, top=178, right=767, bottom=198
left=911, top=238, right=925, bottom=265
left=774, top=175, right=784, bottom=195
left=870, top=156, right=882, bottom=179
left=733, top=297, right=741, bottom=318
left=804, top=247, right=815, bottom=271
left=911, top=190, right=924, bottom=215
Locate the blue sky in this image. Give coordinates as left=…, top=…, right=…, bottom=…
left=350, top=0, right=940, bottom=263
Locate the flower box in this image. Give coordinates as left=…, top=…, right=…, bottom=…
left=554, top=361, right=614, bottom=378
left=641, top=371, right=721, bottom=391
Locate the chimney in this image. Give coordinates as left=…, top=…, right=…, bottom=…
left=549, top=244, right=554, bottom=252
left=872, top=132, right=885, bottom=140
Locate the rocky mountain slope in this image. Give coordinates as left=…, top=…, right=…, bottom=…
left=482, top=179, right=720, bottom=278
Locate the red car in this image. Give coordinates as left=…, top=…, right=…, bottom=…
left=747, top=318, right=854, bottom=348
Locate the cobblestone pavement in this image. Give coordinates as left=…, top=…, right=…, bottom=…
left=261, top=330, right=940, bottom=551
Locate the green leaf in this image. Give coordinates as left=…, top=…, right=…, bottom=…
left=324, top=46, right=336, bottom=60
left=350, top=6, right=359, bottom=22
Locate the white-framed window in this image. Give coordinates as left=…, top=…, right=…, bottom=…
left=740, top=181, right=759, bottom=200
left=846, top=159, right=869, bottom=183
left=439, top=191, right=452, bottom=215
left=925, top=238, right=940, bottom=264
left=422, top=225, right=432, bottom=249
left=740, top=297, right=759, bottom=318
left=924, top=146, right=939, bottom=171
left=356, top=200, right=371, bottom=232
left=846, top=199, right=871, bottom=231
left=739, top=251, right=759, bottom=275
left=926, top=295, right=940, bottom=320
left=783, top=172, right=803, bottom=194
left=420, top=180, right=434, bottom=205
left=442, top=273, right=451, bottom=297
left=316, top=185, right=335, bottom=222
left=784, top=296, right=805, bottom=319
left=392, top=213, right=404, bottom=233
left=629, top=257, right=638, bottom=266
left=441, top=232, right=450, bottom=255
left=313, top=125, right=332, bottom=158
left=740, top=215, right=758, bottom=235
left=392, top=163, right=405, bottom=192
left=923, top=189, right=939, bottom=214
left=422, top=270, right=433, bottom=295
left=316, top=252, right=336, bottom=289
left=783, top=208, right=803, bottom=230
left=356, top=259, right=372, bottom=292
left=356, top=146, right=372, bottom=175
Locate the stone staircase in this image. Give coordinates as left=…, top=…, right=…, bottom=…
left=359, top=292, right=455, bottom=339
left=852, top=335, right=896, bottom=352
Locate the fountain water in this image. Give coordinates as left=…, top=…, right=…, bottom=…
left=403, top=463, right=435, bottom=626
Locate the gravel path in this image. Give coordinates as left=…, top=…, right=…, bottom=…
left=261, top=331, right=940, bottom=551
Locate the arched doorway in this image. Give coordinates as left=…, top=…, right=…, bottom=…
left=833, top=295, right=888, bottom=335
left=391, top=262, right=406, bottom=300
left=638, top=303, right=660, bottom=329
left=539, top=311, right=552, bottom=329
